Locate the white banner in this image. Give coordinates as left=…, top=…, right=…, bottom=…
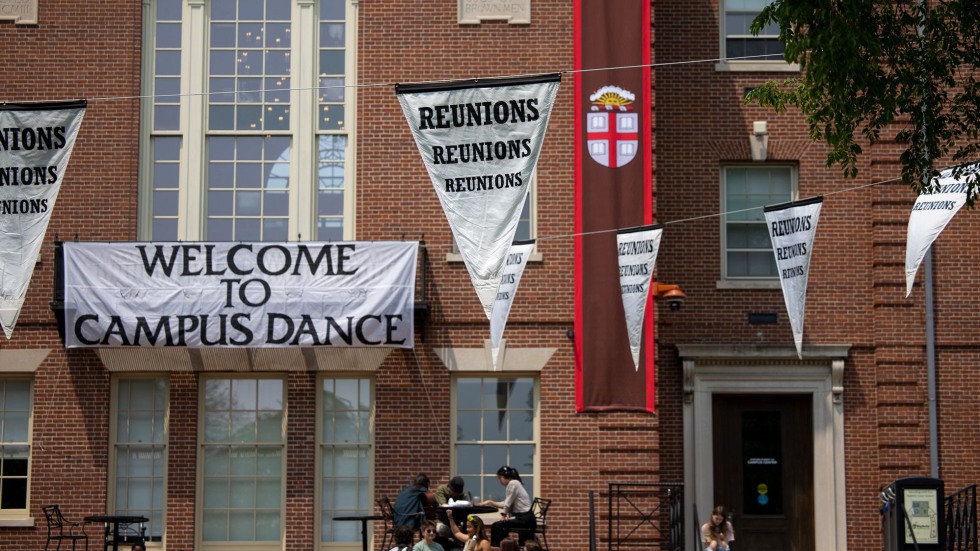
left=396, top=74, right=560, bottom=318
left=490, top=240, right=535, bottom=369
left=0, top=100, right=87, bottom=338
left=765, top=197, right=823, bottom=359
left=616, top=224, right=663, bottom=370
left=64, top=241, right=418, bottom=348
left=905, top=166, right=977, bottom=297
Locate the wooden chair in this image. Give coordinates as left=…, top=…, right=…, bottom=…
left=42, top=505, right=89, bottom=551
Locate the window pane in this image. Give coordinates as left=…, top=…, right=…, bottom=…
left=157, top=0, right=182, bottom=20
left=153, top=106, right=180, bottom=134
left=320, top=378, right=372, bottom=543
left=142, top=0, right=351, bottom=246
left=153, top=219, right=178, bottom=240
left=207, top=137, right=293, bottom=241
left=724, top=166, right=794, bottom=278
left=210, top=22, right=236, bottom=47
left=724, top=0, right=783, bottom=59
left=321, top=0, right=346, bottom=20
left=203, top=378, right=284, bottom=543
left=320, top=22, right=345, bottom=48
left=0, top=478, right=27, bottom=509
left=113, top=378, right=166, bottom=541
left=152, top=190, right=178, bottom=216
left=0, top=380, right=32, bottom=514
left=454, top=378, right=536, bottom=503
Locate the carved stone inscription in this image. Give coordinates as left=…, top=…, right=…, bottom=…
left=0, top=0, right=37, bottom=24
left=459, top=0, right=530, bottom=25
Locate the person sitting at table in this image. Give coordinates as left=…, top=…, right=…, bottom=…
left=413, top=519, right=444, bottom=551
left=433, top=476, right=466, bottom=539
left=447, top=513, right=491, bottom=551
left=390, top=525, right=416, bottom=551
left=393, top=473, right=433, bottom=530
left=480, top=466, right=534, bottom=547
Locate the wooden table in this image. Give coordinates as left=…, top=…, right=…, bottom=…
left=333, top=514, right=384, bottom=551
left=84, top=515, right=149, bottom=551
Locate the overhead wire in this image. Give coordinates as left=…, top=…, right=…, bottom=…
left=2, top=51, right=949, bottom=244
left=4, top=53, right=786, bottom=105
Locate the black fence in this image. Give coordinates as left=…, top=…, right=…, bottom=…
left=945, top=484, right=977, bottom=551
left=604, top=482, right=684, bottom=551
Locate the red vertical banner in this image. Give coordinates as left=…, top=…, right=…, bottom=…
left=574, top=0, right=653, bottom=411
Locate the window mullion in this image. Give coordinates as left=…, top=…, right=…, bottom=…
left=293, top=0, right=317, bottom=239
left=182, top=0, right=209, bottom=240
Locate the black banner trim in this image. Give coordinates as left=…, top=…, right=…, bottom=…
left=395, top=73, right=561, bottom=95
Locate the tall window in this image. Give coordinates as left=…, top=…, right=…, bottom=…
left=0, top=379, right=31, bottom=519
left=319, top=377, right=372, bottom=545
left=453, top=377, right=537, bottom=503
left=112, top=378, right=168, bottom=542
left=723, top=165, right=796, bottom=279
left=201, top=377, right=285, bottom=548
left=141, top=0, right=355, bottom=242
left=722, top=0, right=784, bottom=61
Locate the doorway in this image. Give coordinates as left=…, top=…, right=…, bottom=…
left=711, top=394, right=815, bottom=551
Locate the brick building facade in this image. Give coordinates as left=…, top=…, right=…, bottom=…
left=1, top=1, right=977, bottom=550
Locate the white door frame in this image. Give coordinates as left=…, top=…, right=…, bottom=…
left=677, top=344, right=849, bottom=551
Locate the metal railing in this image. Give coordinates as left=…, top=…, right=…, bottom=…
left=606, top=482, right=684, bottom=551
left=945, top=484, right=978, bottom=551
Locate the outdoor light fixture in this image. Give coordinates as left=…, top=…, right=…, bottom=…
left=750, top=120, right=769, bottom=161
left=652, top=282, right=687, bottom=311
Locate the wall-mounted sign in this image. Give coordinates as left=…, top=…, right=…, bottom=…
left=903, top=488, right=939, bottom=545
left=458, top=0, right=530, bottom=25
left=0, top=0, right=37, bottom=25
left=63, top=241, right=418, bottom=348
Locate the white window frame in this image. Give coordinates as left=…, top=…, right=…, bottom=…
left=715, top=0, right=799, bottom=72
left=719, top=164, right=798, bottom=289
left=138, top=0, right=358, bottom=241
left=450, top=375, right=539, bottom=502
left=196, top=375, right=287, bottom=551
left=109, top=376, right=169, bottom=546
left=315, top=375, right=374, bottom=551
left=0, top=378, right=32, bottom=524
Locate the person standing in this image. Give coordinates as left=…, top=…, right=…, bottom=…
left=480, top=466, right=534, bottom=546
left=701, top=505, right=735, bottom=551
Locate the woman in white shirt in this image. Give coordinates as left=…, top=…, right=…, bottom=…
left=480, top=466, right=535, bottom=546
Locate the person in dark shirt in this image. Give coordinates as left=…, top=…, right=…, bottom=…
left=434, top=476, right=466, bottom=540
left=393, top=473, right=431, bottom=530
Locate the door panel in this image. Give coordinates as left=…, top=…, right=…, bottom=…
left=712, top=394, right=814, bottom=551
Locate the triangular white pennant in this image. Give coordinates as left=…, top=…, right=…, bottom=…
left=905, top=165, right=977, bottom=297
left=490, top=240, right=535, bottom=370
left=616, top=224, right=663, bottom=371
left=764, top=197, right=823, bottom=359
left=0, top=100, right=87, bottom=339
left=396, top=74, right=560, bottom=318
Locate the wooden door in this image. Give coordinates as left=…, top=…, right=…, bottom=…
left=711, top=394, right=815, bottom=551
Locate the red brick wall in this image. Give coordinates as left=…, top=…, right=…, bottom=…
left=2, top=1, right=978, bottom=550
left=1, top=0, right=141, bottom=548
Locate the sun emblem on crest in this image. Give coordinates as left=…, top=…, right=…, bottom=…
left=590, top=86, right=636, bottom=111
